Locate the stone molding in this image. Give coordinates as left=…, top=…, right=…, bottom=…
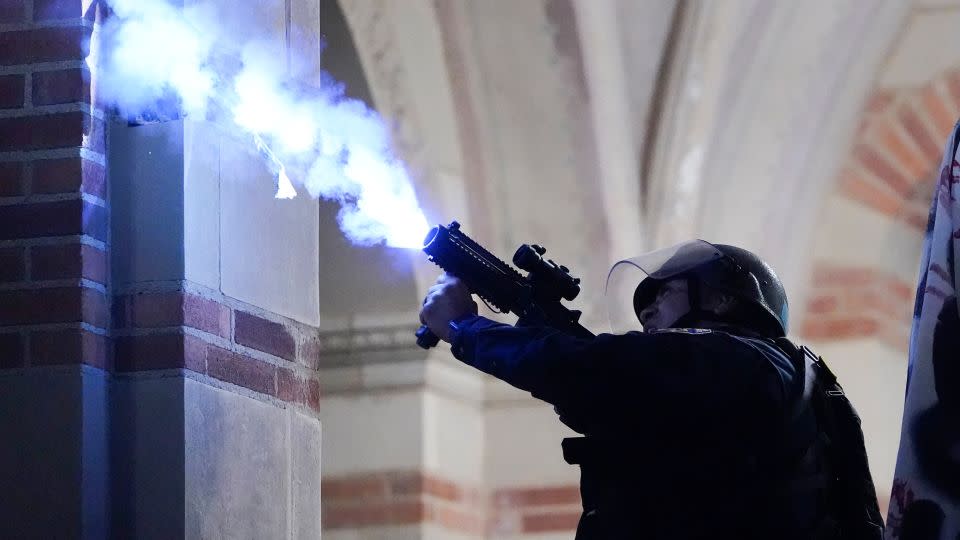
left=317, top=324, right=420, bottom=358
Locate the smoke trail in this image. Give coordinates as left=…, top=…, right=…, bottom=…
left=93, top=0, right=429, bottom=249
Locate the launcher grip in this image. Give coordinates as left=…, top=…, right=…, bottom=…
left=416, top=221, right=583, bottom=349
left=415, top=221, right=522, bottom=350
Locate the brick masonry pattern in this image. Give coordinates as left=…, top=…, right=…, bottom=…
left=0, top=2, right=320, bottom=412
left=0, top=2, right=111, bottom=373
left=321, top=470, right=582, bottom=535
left=839, top=70, right=960, bottom=229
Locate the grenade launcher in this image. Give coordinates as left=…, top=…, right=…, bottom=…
left=414, top=221, right=595, bottom=349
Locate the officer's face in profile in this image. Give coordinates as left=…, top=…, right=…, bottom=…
left=638, top=279, right=691, bottom=331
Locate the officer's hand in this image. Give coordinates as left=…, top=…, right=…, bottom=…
left=419, top=273, right=477, bottom=342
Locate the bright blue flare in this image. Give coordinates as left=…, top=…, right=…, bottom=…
left=96, top=0, right=430, bottom=249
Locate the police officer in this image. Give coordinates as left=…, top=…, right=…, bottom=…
left=419, top=240, right=883, bottom=539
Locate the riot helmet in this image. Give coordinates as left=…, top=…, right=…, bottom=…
left=606, top=240, right=789, bottom=337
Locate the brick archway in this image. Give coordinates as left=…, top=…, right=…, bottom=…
left=802, top=68, right=960, bottom=348
left=840, top=72, right=958, bottom=231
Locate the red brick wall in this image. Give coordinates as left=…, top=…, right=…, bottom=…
left=113, top=288, right=320, bottom=412
left=0, top=0, right=109, bottom=370
left=802, top=69, right=960, bottom=346
left=490, top=484, right=582, bottom=535
left=323, top=470, right=487, bottom=534
left=839, top=70, right=959, bottom=228
left=322, top=470, right=582, bottom=536
left=0, top=0, right=320, bottom=412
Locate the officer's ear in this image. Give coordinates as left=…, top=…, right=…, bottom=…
left=702, top=290, right=738, bottom=316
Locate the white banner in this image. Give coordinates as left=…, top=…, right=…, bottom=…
left=885, top=121, right=960, bottom=539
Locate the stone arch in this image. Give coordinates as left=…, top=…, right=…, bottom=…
left=802, top=68, right=960, bottom=348
left=646, top=0, right=910, bottom=309
left=839, top=73, right=958, bottom=232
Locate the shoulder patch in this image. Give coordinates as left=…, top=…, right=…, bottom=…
left=649, top=327, right=713, bottom=335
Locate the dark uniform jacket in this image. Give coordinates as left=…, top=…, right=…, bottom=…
left=449, top=315, right=830, bottom=540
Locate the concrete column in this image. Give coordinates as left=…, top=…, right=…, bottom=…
left=107, top=5, right=325, bottom=532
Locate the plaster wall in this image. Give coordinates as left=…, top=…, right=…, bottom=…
left=484, top=393, right=579, bottom=489
left=422, top=389, right=484, bottom=485
left=879, top=6, right=960, bottom=89
left=320, top=390, right=425, bottom=475
left=812, top=197, right=925, bottom=284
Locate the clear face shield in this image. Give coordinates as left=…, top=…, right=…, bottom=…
left=605, top=240, right=725, bottom=333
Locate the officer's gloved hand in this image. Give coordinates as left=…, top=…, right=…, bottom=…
left=419, top=273, right=477, bottom=342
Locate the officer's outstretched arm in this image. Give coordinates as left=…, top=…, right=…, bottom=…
left=449, top=315, right=638, bottom=406
left=449, top=315, right=787, bottom=417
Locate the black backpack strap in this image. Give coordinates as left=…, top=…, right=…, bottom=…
left=771, top=340, right=885, bottom=540
left=770, top=339, right=882, bottom=540
left=804, top=350, right=885, bottom=540
left=562, top=436, right=603, bottom=517
left=770, top=338, right=824, bottom=469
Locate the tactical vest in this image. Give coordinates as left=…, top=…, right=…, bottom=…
left=774, top=339, right=885, bottom=540
left=560, top=336, right=884, bottom=539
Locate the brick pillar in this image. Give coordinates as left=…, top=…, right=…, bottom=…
left=0, top=1, right=110, bottom=538
left=106, top=62, right=324, bottom=540
left=1, top=1, right=326, bottom=537
left=103, top=113, right=323, bottom=538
